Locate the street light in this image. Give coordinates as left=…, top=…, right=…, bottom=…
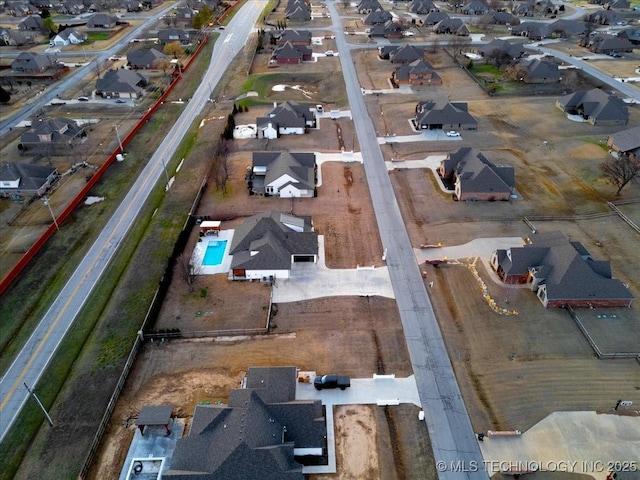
left=43, top=196, right=59, bottom=231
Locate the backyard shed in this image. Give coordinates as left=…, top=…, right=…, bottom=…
left=200, top=221, right=221, bottom=236
left=136, top=405, right=173, bottom=435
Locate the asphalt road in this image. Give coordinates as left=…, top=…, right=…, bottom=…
left=0, top=0, right=266, bottom=443
left=328, top=2, right=487, bottom=479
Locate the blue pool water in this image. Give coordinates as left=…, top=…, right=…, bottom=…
left=202, top=240, right=227, bottom=266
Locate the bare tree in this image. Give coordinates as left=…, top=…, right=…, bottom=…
left=212, top=139, right=232, bottom=194
left=485, top=48, right=513, bottom=69
left=600, top=154, right=640, bottom=196
left=154, top=57, right=173, bottom=75
left=178, top=252, right=202, bottom=292
left=92, top=58, right=104, bottom=79
left=450, top=36, right=471, bottom=61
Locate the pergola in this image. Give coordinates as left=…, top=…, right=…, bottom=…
left=136, top=405, right=173, bottom=436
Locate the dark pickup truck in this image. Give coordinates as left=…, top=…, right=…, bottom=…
left=314, top=374, right=351, bottom=390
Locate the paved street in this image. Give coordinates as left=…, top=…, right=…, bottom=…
left=327, top=2, right=487, bottom=478
left=0, top=0, right=267, bottom=443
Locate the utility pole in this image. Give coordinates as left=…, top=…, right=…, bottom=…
left=24, top=383, right=54, bottom=427
left=43, top=196, right=59, bottom=231
left=115, top=125, right=124, bottom=153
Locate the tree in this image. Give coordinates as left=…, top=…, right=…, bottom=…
left=485, top=48, right=512, bottom=69
left=600, top=154, right=640, bottom=196
left=192, top=5, right=213, bottom=29
left=40, top=8, right=51, bottom=18
left=163, top=41, right=184, bottom=59
left=154, top=57, right=173, bottom=75
left=177, top=253, right=202, bottom=292
left=43, top=17, right=57, bottom=35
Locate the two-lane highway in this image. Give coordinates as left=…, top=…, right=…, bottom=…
left=0, top=0, right=267, bottom=443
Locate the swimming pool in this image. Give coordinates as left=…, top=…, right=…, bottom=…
left=202, top=240, right=228, bottom=266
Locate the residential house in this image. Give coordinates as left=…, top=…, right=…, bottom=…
left=256, top=101, right=316, bottom=139
left=87, top=13, right=119, bottom=28
left=96, top=69, right=148, bottom=98
left=61, top=0, right=85, bottom=15
left=19, top=117, right=86, bottom=154
left=18, top=15, right=44, bottom=31
left=122, top=0, right=142, bottom=11
left=0, top=28, right=29, bottom=46
left=369, top=20, right=403, bottom=38
left=414, top=99, right=478, bottom=130
left=0, top=163, right=58, bottom=198
left=617, top=27, right=640, bottom=45
left=6, top=1, right=33, bottom=16
left=364, top=9, right=393, bottom=25
left=250, top=152, right=316, bottom=198
left=580, top=33, right=634, bottom=53
left=380, top=44, right=424, bottom=63
left=229, top=212, right=318, bottom=280
left=410, top=0, right=438, bottom=14
left=547, top=19, right=588, bottom=38
left=51, top=28, right=87, bottom=46
left=271, top=41, right=312, bottom=64
left=477, top=39, right=525, bottom=59
left=393, top=59, right=442, bottom=85
left=157, top=27, right=190, bottom=45
left=606, top=125, right=640, bottom=159
left=462, top=0, right=489, bottom=15
left=491, top=231, right=635, bottom=308
left=433, top=17, right=469, bottom=35
left=478, top=10, right=519, bottom=25
left=515, top=58, right=560, bottom=83
left=357, top=0, right=382, bottom=14
left=511, top=21, right=549, bottom=40
left=422, top=11, right=449, bottom=25
left=606, top=0, right=631, bottom=9
left=556, top=89, right=628, bottom=126
left=127, top=48, right=169, bottom=69
left=437, top=147, right=515, bottom=201
left=174, top=6, right=195, bottom=24
left=587, top=9, right=621, bottom=25
left=277, top=29, right=312, bottom=46
left=11, top=52, right=58, bottom=74
left=286, top=4, right=311, bottom=21
left=164, top=366, right=327, bottom=479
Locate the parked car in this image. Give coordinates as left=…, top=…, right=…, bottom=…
left=314, top=374, right=350, bottom=390
left=446, top=131, right=460, bottom=137
left=77, top=96, right=89, bottom=101
left=325, top=50, right=334, bottom=56
left=115, top=99, right=126, bottom=103
left=608, top=51, right=622, bottom=58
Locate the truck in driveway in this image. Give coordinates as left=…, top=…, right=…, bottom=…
left=314, top=374, right=350, bottom=390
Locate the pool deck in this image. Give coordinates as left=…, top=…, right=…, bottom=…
left=192, top=229, right=235, bottom=275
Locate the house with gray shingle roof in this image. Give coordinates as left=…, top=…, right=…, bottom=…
left=479, top=10, right=519, bottom=25
left=51, top=28, right=87, bottom=46
left=369, top=20, right=403, bottom=38
left=393, top=59, right=442, bottom=85
left=515, top=58, right=560, bottom=83
left=587, top=9, right=621, bottom=25
left=556, top=89, right=628, bottom=126
left=491, top=231, right=635, bottom=308
left=388, top=44, right=425, bottom=64
left=165, top=366, right=326, bottom=479
left=433, top=17, right=469, bottom=35
left=0, top=28, right=29, bottom=46
left=229, top=212, right=318, bottom=280
left=617, top=27, right=640, bottom=45
left=286, top=4, right=311, bottom=21
left=511, top=21, right=549, bottom=40
left=250, top=152, right=316, bottom=198
left=364, top=9, right=393, bottom=25
left=87, top=13, right=119, bottom=28
left=415, top=99, right=478, bottom=130
left=157, top=28, right=191, bottom=45
left=0, top=163, right=58, bottom=198
left=438, top=148, right=515, bottom=201
left=423, top=10, right=449, bottom=25
left=477, top=39, right=525, bottom=59
left=606, top=125, right=640, bottom=160
left=256, top=101, right=317, bottom=139
left=277, top=29, right=312, bottom=46
left=127, top=48, right=169, bottom=69
left=410, top=0, right=438, bottom=14
left=96, top=69, right=148, bottom=98
left=11, top=52, right=58, bottom=74
left=19, top=117, right=86, bottom=154
left=18, top=15, right=43, bottom=31
left=357, top=0, right=382, bottom=13
left=462, top=0, right=489, bottom=15
left=580, top=33, right=634, bottom=53
left=272, top=41, right=312, bottom=64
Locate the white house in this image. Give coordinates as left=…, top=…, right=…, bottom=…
left=51, top=28, right=87, bottom=46
left=251, top=152, right=316, bottom=198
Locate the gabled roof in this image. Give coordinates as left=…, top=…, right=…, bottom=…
left=357, top=0, right=382, bottom=12
left=18, top=15, right=43, bottom=30
left=478, top=38, right=524, bottom=58
left=450, top=148, right=515, bottom=194
left=20, top=117, right=84, bottom=145
left=415, top=99, right=478, bottom=128
left=127, top=48, right=169, bottom=66
left=519, top=58, right=559, bottom=81
left=496, top=231, right=635, bottom=303
left=157, top=27, right=190, bottom=41
left=558, top=89, right=628, bottom=124
left=433, top=17, right=468, bottom=35
left=253, top=152, right=315, bottom=192
left=394, top=59, right=440, bottom=82
left=479, top=10, right=518, bottom=25
left=286, top=5, right=311, bottom=20
left=278, top=29, right=312, bottom=44
left=586, top=33, right=634, bottom=51
left=365, top=9, right=393, bottom=24
left=617, top=27, right=640, bottom=43
left=423, top=10, right=448, bottom=24
left=230, top=211, right=317, bottom=271
left=273, top=41, right=311, bottom=61
left=96, top=69, right=147, bottom=93
left=608, top=126, right=640, bottom=153
left=390, top=44, right=424, bottom=63
left=56, top=28, right=87, bottom=41
left=262, top=101, right=315, bottom=128
left=0, top=163, right=57, bottom=191
left=87, top=12, right=119, bottom=26
left=11, top=52, right=57, bottom=71
left=410, top=0, right=437, bottom=13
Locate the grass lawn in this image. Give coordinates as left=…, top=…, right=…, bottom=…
left=87, top=32, right=111, bottom=42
